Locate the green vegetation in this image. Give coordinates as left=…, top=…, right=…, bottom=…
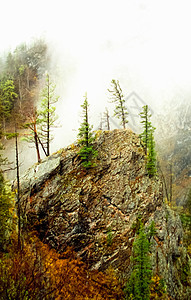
left=23, top=73, right=59, bottom=162
left=0, top=38, right=190, bottom=300
left=0, top=41, right=58, bottom=162
left=0, top=143, right=15, bottom=251
left=0, top=79, right=18, bottom=138
left=1, top=40, right=48, bottom=124
left=139, top=105, right=152, bottom=154
left=147, top=220, right=157, bottom=244
left=125, top=222, right=152, bottom=299
left=180, top=187, right=191, bottom=255
left=108, top=79, right=128, bottom=129
left=38, top=73, right=59, bottom=156
left=147, top=128, right=157, bottom=177
left=139, top=105, right=157, bottom=177
left=125, top=221, right=167, bottom=299
left=107, top=227, right=113, bottom=246
left=0, top=39, right=49, bottom=160
left=0, top=172, right=15, bottom=251
left=77, top=93, right=97, bottom=168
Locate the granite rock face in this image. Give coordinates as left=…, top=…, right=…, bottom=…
left=18, top=129, right=191, bottom=299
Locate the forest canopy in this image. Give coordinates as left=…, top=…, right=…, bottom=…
left=0, top=39, right=49, bottom=131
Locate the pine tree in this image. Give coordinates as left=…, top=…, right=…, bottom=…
left=38, top=73, right=59, bottom=156
left=14, top=124, right=22, bottom=249
left=78, top=93, right=97, bottom=168
left=147, top=128, right=157, bottom=177
left=0, top=163, right=15, bottom=251
left=108, top=79, right=128, bottom=129
left=139, top=105, right=152, bottom=155
left=139, top=105, right=157, bottom=177
left=5, top=116, right=22, bottom=249
left=0, top=79, right=18, bottom=134
left=125, top=223, right=152, bottom=300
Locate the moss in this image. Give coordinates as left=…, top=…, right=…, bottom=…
left=94, top=130, right=103, bottom=139
left=180, top=261, right=191, bottom=285
left=131, top=215, right=143, bottom=233
left=107, top=227, right=113, bottom=246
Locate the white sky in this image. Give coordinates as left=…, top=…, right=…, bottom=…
left=1, top=0, right=191, bottom=149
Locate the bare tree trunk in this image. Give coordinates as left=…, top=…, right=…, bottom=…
left=15, top=125, right=21, bottom=250
left=169, top=163, right=173, bottom=203
left=38, top=135, right=47, bottom=157
left=122, top=113, right=126, bottom=129
left=120, top=100, right=126, bottom=129
left=158, top=162, right=169, bottom=202
left=106, top=109, right=110, bottom=130
left=26, top=67, right=30, bottom=89
left=85, top=101, right=89, bottom=147
left=47, top=74, right=50, bottom=156
left=2, top=115, right=6, bottom=139
left=145, top=106, right=148, bottom=155
left=18, top=77, right=22, bottom=109
left=34, top=123, right=41, bottom=163
left=99, top=114, right=103, bottom=130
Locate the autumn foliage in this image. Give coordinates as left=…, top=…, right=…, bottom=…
left=0, top=235, right=123, bottom=299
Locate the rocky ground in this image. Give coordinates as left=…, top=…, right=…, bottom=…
left=17, top=129, right=191, bottom=299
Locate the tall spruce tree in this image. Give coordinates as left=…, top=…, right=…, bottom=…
left=38, top=73, right=59, bottom=156
left=147, top=128, right=157, bottom=177
left=78, top=93, right=97, bottom=168
left=5, top=111, right=23, bottom=249
left=0, top=172, right=15, bottom=251
left=108, top=79, right=128, bottom=129
left=125, top=223, right=152, bottom=300
left=0, top=140, right=15, bottom=251
left=139, top=105, right=152, bottom=155
left=0, top=79, right=18, bottom=134
left=139, top=105, right=157, bottom=177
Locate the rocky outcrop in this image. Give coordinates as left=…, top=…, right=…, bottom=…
left=18, top=129, right=191, bottom=299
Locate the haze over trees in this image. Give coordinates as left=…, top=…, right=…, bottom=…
left=23, top=73, right=59, bottom=161
left=0, top=39, right=190, bottom=299
left=0, top=40, right=59, bottom=163
left=0, top=79, right=18, bottom=134
left=38, top=73, right=59, bottom=156
left=0, top=39, right=49, bottom=132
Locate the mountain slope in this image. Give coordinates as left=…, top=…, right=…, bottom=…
left=155, top=100, right=191, bottom=206
left=18, top=129, right=191, bottom=299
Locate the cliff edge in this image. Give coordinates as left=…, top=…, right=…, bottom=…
left=18, top=129, right=191, bottom=299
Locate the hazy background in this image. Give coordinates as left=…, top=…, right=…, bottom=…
left=1, top=0, right=191, bottom=175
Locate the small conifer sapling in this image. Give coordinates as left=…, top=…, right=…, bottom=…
left=78, top=93, right=97, bottom=168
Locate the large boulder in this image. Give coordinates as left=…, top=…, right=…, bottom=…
left=18, top=129, right=191, bottom=299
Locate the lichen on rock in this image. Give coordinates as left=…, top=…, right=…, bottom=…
left=18, top=129, right=191, bottom=299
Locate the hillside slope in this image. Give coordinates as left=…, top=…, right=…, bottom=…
left=18, top=129, right=191, bottom=299
left=155, top=100, right=191, bottom=206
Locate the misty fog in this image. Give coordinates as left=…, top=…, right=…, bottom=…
left=1, top=0, right=191, bottom=180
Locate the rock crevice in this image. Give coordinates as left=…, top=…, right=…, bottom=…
left=18, top=129, right=191, bottom=299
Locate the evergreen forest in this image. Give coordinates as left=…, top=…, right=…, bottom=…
left=0, top=39, right=190, bottom=300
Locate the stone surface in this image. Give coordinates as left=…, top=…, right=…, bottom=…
left=18, top=129, right=191, bottom=299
